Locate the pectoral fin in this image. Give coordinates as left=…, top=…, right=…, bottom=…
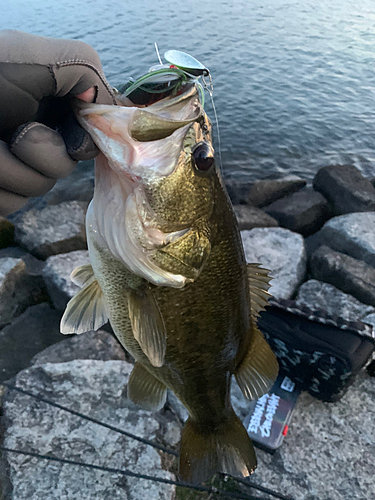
left=247, top=263, right=273, bottom=318
left=60, top=274, right=109, bottom=335
left=127, top=288, right=166, bottom=367
left=127, top=362, right=167, bottom=411
left=235, top=325, right=279, bottom=400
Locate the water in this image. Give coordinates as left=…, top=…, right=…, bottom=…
left=2, top=0, right=375, bottom=182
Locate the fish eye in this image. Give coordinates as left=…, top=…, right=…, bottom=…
left=192, top=142, right=215, bottom=172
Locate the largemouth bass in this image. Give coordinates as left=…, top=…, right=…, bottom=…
left=61, top=79, right=278, bottom=483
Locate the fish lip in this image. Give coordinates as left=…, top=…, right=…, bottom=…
left=147, top=83, right=198, bottom=111
left=75, top=83, right=199, bottom=114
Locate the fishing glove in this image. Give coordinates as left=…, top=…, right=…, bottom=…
left=0, top=30, right=116, bottom=215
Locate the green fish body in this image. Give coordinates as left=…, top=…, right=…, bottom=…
left=61, top=84, right=278, bottom=483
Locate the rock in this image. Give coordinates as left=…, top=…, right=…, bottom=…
left=43, top=250, right=90, bottom=310
left=248, top=174, right=306, bottom=208
left=0, top=246, right=45, bottom=275
left=363, top=313, right=375, bottom=330
left=0, top=257, right=47, bottom=328
left=44, top=160, right=95, bottom=205
left=224, top=178, right=253, bottom=205
left=264, top=187, right=332, bottom=236
left=233, top=205, right=278, bottom=230
left=295, top=280, right=374, bottom=321
left=310, top=245, right=375, bottom=307
left=252, top=370, right=375, bottom=500
left=166, top=392, right=189, bottom=424
left=31, top=330, right=126, bottom=366
left=241, top=228, right=307, bottom=299
left=0, top=304, right=63, bottom=382
left=0, top=217, right=14, bottom=249
left=309, top=212, right=375, bottom=268
left=313, top=164, right=375, bottom=215
left=14, top=201, right=87, bottom=259
left=230, top=379, right=249, bottom=421
left=1, top=360, right=175, bottom=500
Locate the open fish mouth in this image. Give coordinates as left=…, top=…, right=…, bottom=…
left=76, top=84, right=202, bottom=182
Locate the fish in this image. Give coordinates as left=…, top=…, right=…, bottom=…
left=61, top=80, right=278, bottom=483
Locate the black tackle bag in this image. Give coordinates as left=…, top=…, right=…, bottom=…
left=257, top=298, right=375, bottom=402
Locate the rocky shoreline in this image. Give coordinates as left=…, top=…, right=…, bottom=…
left=0, top=161, right=374, bottom=499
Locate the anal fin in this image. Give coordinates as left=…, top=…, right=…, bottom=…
left=127, top=362, right=167, bottom=411
left=127, top=287, right=166, bottom=368
left=235, top=324, right=279, bottom=401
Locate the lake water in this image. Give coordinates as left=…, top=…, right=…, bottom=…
left=2, top=0, right=375, bottom=182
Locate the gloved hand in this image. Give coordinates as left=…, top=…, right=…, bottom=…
left=0, top=30, right=116, bottom=215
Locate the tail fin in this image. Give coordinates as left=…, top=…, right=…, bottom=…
left=179, top=409, right=256, bottom=484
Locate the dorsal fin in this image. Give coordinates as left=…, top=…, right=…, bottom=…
left=246, top=263, right=273, bottom=319
left=60, top=265, right=109, bottom=334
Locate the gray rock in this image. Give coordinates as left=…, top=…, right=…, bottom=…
left=295, top=280, right=374, bottom=321
left=44, top=160, right=95, bottom=205
left=248, top=174, right=306, bottom=208
left=313, top=164, right=375, bottom=215
left=241, top=228, right=307, bottom=299
left=230, top=379, right=250, bottom=421
left=310, top=245, right=375, bottom=306
left=31, top=329, right=126, bottom=366
left=363, top=313, right=375, bottom=330
left=166, top=392, right=189, bottom=424
left=0, top=304, right=63, bottom=382
left=224, top=178, right=253, bottom=205
left=2, top=360, right=175, bottom=500
left=0, top=217, right=14, bottom=249
left=0, top=257, right=47, bottom=328
left=0, top=247, right=45, bottom=275
left=14, top=201, right=87, bottom=259
left=264, top=187, right=332, bottom=236
left=43, top=250, right=90, bottom=310
left=233, top=205, right=279, bottom=231
left=252, top=370, right=375, bottom=500
left=310, top=212, right=375, bottom=268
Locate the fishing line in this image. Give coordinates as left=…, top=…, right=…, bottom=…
left=154, top=42, right=163, bottom=65
left=1, top=382, right=292, bottom=500
left=0, top=446, right=268, bottom=500
left=202, top=72, right=223, bottom=173
left=230, top=476, right=294, bottom=500
left=1, top=382, right=177, bottom=457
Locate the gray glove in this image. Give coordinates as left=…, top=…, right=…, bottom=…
left=0, top=30, right=116, bottom=215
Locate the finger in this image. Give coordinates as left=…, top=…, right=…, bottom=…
left=0, top=140, right=56, bottom=197
left=0, top=187, right=28, bottom=216
left=9, top=123, right=79, bottom=178
left=76, top=87, right=96, bottom=103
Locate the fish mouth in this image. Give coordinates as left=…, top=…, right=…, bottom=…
left=76, top=83, right=202, bottom=181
